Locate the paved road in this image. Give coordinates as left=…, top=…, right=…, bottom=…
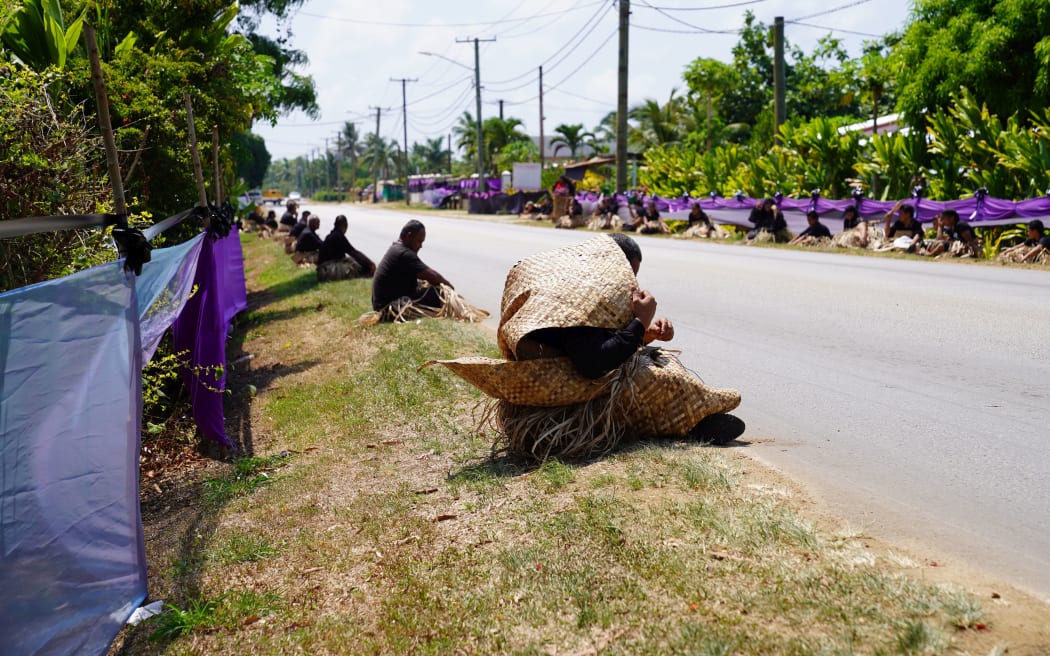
left=302, top=202, right=1050, bottom=601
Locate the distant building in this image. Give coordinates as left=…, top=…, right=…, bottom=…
left=838, top=112, right=909, bottom=137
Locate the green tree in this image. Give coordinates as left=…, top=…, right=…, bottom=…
left=628, top=90, right=692, bottom=151
left=0, top=0, right=83, bottom=70
left=482, top=116, right=529, bottom=175
left=894, top=0, right=1050, bottom=126
left=338, top=121, right=364, bottom=190
left=683, top=58, right=738, bottom=150
left=232, top=131, right=270, bottom=188
left=550, top=123, right=595, bottom=159
left=411, top=137, right=449, bottom=173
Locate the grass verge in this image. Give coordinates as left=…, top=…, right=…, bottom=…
left=113, top=233, right=1030, bottom=655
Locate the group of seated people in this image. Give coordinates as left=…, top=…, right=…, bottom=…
left=247, top=200, right=376, bottom=281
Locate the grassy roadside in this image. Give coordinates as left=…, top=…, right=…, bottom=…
left=114, top=233, right=1035, bottom=655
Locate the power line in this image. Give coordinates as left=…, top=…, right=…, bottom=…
left=296, top=2, right=605, bottom=28
left=639, top=0, right=768, bottom=10
left=787, top=21, right=884, bottom=38
left=788, top=0, right=876, bottom=22
left=634, top=0, right=738, bottom=34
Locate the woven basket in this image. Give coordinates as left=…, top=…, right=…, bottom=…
left=423, top=356, right=615, bottom=407
left=498, top=235, right=636, bottom=359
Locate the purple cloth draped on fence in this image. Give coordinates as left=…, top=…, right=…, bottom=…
left=423, top=187, right=458, bottom=208
left=0, top=262, right=147, bottom=656
left=171, top=229, right=247, bottom=449
left=136, top=233, right=205, bottom=361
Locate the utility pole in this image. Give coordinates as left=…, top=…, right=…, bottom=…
left=335, top=132, right=343, bottom=202
left=368, top=106, right=389, bottom=203
left=616, top=0, right=630, bottom=193
left=458, top=36, right=496, bottom=194
left=498, top=99, right=504, bottom=120
left=390, top=77, right=418, bottom=206
left=447, top=133, right=452, bottom=173
left=324, top=137, right=330, bottom=190
left=774, top=16, right=786, bottom=144
left=538, top=65, right=545, bottom=172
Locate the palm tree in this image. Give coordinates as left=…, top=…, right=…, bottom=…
left=412, top=137, right=449, bottom=173
left=453, top=111, right=479, bottom=163
left=628, top=90, right=692, bottom=151
left=338, top=121, right=364, bottom=191
left=550, top=123, right=596, bottom=160
left=361, top=134, right=398, bottom=201
left=482, top=116, right=529, bottom=174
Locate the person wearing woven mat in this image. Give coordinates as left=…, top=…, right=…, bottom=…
left=317, top=214, right=376, bottom=282
left=426, top=233, right=743, bottom=461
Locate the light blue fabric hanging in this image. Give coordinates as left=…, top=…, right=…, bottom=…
left=136, top=233, right=205, bottom=362
left=0, top=261, right=147, bottom=655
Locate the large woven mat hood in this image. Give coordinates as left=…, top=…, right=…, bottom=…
left=498, top=235, right=636, bottom=359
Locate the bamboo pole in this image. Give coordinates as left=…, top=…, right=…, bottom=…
left=83, top=22, right=127, bottom=215
left=183, top=93, right=209, bottom=209
left=211, top=124, right=223, bottom=205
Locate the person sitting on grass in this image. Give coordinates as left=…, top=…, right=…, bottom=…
left=746, top=198, right=790, bottom=243
left=291, top=216, right=322, bottom=266
left=630, top=200, right=670, bottom=234
left=880, top=199, right=925, bottom=253
left=832, top=206, right=870, bottom=249
left=285, top=210, right=311, bottom=253
left=365, top=220, right=487, bottom=324
left=789, top=210, right=833, bottom=246
left=317, top=214, right=376, bottom=282
left=555, top=198, right=587, bottom=229
left=589, top=196, right=619, bottom=230
left=680, top=203, right=724, bottom=239
left=997, top=219, right=1050, bottom=264
left=426, top=233, right=743, bottom=463
left=277, top=200, right=297, bottom=233
left=924, top=209, right=979, bottom=258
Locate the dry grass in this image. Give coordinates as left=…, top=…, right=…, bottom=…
left=110, top=234, right=1048, bottom=655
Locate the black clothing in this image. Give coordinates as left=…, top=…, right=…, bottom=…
left=294, top=230, right=322, bottom=253
left=372, top=242, right=430, bottom=310
left=570, top=200, right=583, bottom=217
left=799, top=222, right=832, bottom=239
left=945, top=220, right=974, bottom=242
left=279, top=211, right=297, bottom=227
left=688, top=207, right=712, bottom=227
left=264, top=216, right=278, bottom=229
left=318, top=230, right=373, bottom=271
left=1041, top=235, right=1050, bottom=249
left=843, top=213, right=860, bottom=230
left=748, top=206, right=785, bottom=232
left=289, top=221, right=307, bottom=239
left=888, top=219, right=922, bottom=238
left=530, top=319, right=646, bottom=380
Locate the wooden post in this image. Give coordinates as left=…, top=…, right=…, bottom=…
left=83, top=22, right=127, bottom=215
left=212, top=124, right=223, bottom=205
left=183, top=93, right=208, bottom=209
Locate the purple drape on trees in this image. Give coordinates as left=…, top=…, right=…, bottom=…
left=137, top=233, right=205, bottom=362
left=171, top=229, right=247, bottom=449
left=0, top=263, right=147, bottom=656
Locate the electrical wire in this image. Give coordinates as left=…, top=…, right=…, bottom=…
left=788, top=0, right=875, bottom=23
left=296, top=2, right=605, bottom=28
left=787, top=20, right=884, bottom=38
left=638, top=0, right=767, bottom=9
left=634, top=0, right=738, bottom=34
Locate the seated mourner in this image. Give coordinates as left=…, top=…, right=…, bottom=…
left=291, top=216, right=322, bottom=266
left=317, top=214, right=376, bottom=281
left=747, top=198, right=790, bottom=242
left=997, top=219, right=1050, bottom=263
left=789, top=210, right=832, bottom=245
left=880, top=199, right=924, bottom=252
left=365, top=220, right=487, bottom=323
left=924, top=209, right=979, bottom=258
left=427, top=233, right=743, bottom=462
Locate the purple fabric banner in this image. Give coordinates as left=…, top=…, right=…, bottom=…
left=171, top=229, right=247, bottom=449
left=136, top=234, right=205, bottom=362
left=0, top=262, right=147, bottom=655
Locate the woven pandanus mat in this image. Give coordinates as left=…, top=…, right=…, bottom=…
left=497, top=235, right=636, bottom=359
left=422, top=356, right=614, bottom=407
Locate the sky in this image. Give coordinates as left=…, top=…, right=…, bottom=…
left=251, top=0, right=915, bottom=162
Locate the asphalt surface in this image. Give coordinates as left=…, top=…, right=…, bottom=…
left=298, top=202, right=1050, bottom=602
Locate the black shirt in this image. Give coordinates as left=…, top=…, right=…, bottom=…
left=289, top=221, right=307, bottom=239
left=372, top=242, right=430, bottom=310
left=529, top=319, right=646, bottom=380
left=888, top=219, right=922, bottom=238
left=749, top=207, right=786, bottom=232
left=318, top=230, right=373, bottom=270
left=280, top=211, right=297, bottom=227
left=843, top=213, right=859, bottom=230
left=945, top=220, right=974, bottom=242
left=799, top=221, right=832, bottom=239
left=1041, top=235, right=1050, bottom=249
left=294, top=230, right=322, bottom=253
left=688, top=207, right=712, bottom=227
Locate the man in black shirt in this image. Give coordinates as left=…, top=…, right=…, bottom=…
left=317, top=214, right=376, bottom=281
left=924, top=208, right=979, bottom=257
left=291, top=217, right=322, bottom=265
left=998, top=219, right=1050, bottom=263
left=278, top=200, right=297, bottom=233
left=882, top=199, right=924, bottom=252
left=371, top=220, right=454, bottom=313
left=789, top=210, right=833, bottom=245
